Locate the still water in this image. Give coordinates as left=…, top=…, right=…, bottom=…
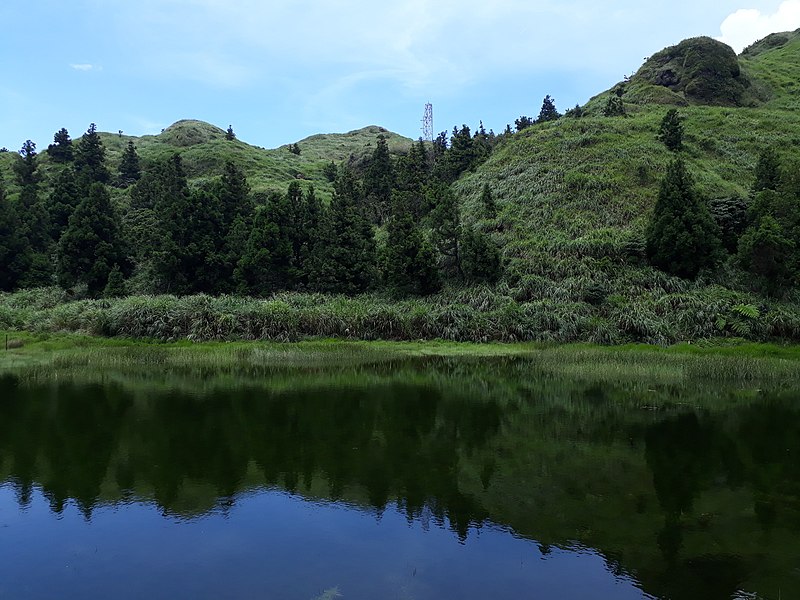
left=0, top=357, right=797, bottom=599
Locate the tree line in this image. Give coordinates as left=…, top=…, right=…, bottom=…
left=0, top=124, right=503, bottom=298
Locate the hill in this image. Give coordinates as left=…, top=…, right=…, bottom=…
left=1, top=31, right=799, bottom=344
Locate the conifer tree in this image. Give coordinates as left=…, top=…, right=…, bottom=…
left=364, top=135, right=394, bottom=224
left=310, top=168, right=376, bottom=294
left=427, top=182, right=461, bottom=275
left=753, top=148, right=781, bottom=193
left=48, top=168, right=81, bottom=239
left=537, top=95, right=561, bottom=123
left=383, top=193, right=440, bottom=296
left=103, top=264, right=127, bottom=298
left=57, top=182, right=129, bottom=295
left=460, top=228, right=502, bottom=284
left=514, top=116, right=533, bottom=132
left=47, top=128, right=74, bottom=162
left=75, top=123, right=111, bottom=186
left=657, top=109, right=683, bottom=152
left=603, top=96, right=626, bottom=117
left=13, top=140, right=53, bottom=284
left=480, top=184, right=497, bottom=220
left=118, top=141, right=141, bottom=187
left=646, top=158, right=722, bottom=279
left=737, top=216, right=795, bottom=295
left=0, top=177, right=32, bottom=291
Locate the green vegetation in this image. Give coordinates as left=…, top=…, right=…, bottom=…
left=1, top=31, right=800, bottom=344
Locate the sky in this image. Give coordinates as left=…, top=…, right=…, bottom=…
left=1, top=1, right=799, bottom=152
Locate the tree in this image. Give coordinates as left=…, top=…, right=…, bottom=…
left=74, top=123, right=110, bottom=186
left=363, top=135, right=394, bottom=223
left=603, top=95, right=626, bottom=117
left=537, top=95, right=561, bottom=123
left=737, top=216, right=796, bottom=295
left=57, top=182, right=129, bottom=295
left=103, top=264, right=127, bottom=298
left=460, top=228, right=502, bottom=284
left=382, top=193, right=440, bottom=296
left=13, top=140, right=39, bottom=191
left=646, top=158, right=722, bottom=279
left=753, top=148, right=781, bottom=193
left=514, top=116, right=533, bottom=132
left=47, top=128, right=74, bottom=162
left=289, top=143, right=301, bottom=155
left=47, top=168, right=81, bottom=239
left=658, top=109, right=684, bottom=152
left=480, top=184, right=497, bottom=220
left=310, top=168, right=376, bottom=294
left=427, top=182, right=461, bottom=275
left=226, top=125, right=236, bottom=141
left=118, top=141, right=141, bottom=187
left=323, top=161, right=338, bottom=182
left=0, top=177, right=32, bottom=291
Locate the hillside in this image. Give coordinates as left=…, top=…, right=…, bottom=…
left=1, top=31, right=799, bottom=344
left=1, top=121, right=414, bottom=203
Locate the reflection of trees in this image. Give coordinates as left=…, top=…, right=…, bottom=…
left=0, top=375, right=500, bottom=537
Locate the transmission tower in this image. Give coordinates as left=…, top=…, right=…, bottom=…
left=421, top=103, right=433, bottom=142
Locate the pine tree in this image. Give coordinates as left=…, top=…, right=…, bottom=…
left=427, top=182, right=461, bottom=275
left=480, top=184, right=497, bottom=220
left=514, top=116, right=533, bottom=132
left=47, top=168, right=81, bottom=239
left=0, top=177, right=32, bottom=291
left=47, top=128, right=74, bottom=162
left=75, top=123, right=111, bottom=186
left=753, top=147, right=781, bottom=193
left=603, top=96, right=626, bottom=117
left=537, top=95, right=561, bottom=123
left=103, top=264, right=127, bottom=298
left=364, top=135, right=394, bottom=224
left=460, top=228, right=502, bottom=284
left=658, top=109, right=684, bottom=152
left=57, top=182, right=129, bottom=295
left=646, top=158, right=722, bottom=279
left=737, top=216, right=796, bottom=295
left=383, top=193, right=440, bottom=296
left=118, top=141, right=141, bottom=187
left=310, top=168, right=376, bottom=294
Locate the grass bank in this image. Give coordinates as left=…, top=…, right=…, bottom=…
left=2, top=329, right=799, bottom=385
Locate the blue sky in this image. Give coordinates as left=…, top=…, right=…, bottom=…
left=1, top=1, right=798, bottom=151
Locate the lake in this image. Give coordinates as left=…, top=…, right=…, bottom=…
left=0, top=354, right=797, bottom=599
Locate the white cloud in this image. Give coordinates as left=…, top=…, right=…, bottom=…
left=718, top=1, right=800, bottom=52
left=70, top=63, right=100, bottom=71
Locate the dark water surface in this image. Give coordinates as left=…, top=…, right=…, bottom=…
left=0, top=357, right=798, bottom=599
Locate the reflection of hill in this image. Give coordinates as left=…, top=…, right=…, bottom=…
left=0, top=361, right=797, bottom=600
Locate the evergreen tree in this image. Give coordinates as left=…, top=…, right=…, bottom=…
left=13, top=140, right=39, bottom=191
left=427, top=182, right=461, bottom=275
left=0, top=177, right=32, bottom=291
left=537, top=95, right=561, bottom=123
left=47, top=128, right=74, bottom=162
left=226, top=125, right=236, bottom=141
left=74, top=123, right=111, bottom=186
left=13, top=140, right=53, bottom=284
left=47, top=168, right=81, bottom=239
left=118, top=141, right=141, bottom=187
left=363, top=135, right=394, bottom=224
left=514, top=116, right=533, bottom=132
left=310, top=168, right=376, bottom=294
left=737, top=216, right=796, bottom=295
left=658, top=109, right=684, bottom=152
left=460, top=228, right=502, bottom=284
left=382, top=193, right=440, bottom=296
left=753, top=148, right=781, bottom=193
left=708, top=195, right=748, bottom=254
left=234, top=192, right=294, bottom=295
left=646, top=158, right=722, bottom=279
left=57, top=182, right=129, bottom=295
left=603, top=96, right=626, bottom=117
left=103, top=264, right=127, bottom=298
left=480, top=183, right=497, bottom=220
left=323, top=161, right=338, bottom=182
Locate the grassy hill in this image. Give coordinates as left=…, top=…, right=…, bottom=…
left=1, top=31, right=799, bottom=344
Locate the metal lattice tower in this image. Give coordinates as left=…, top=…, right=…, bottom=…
left=421, top=103, right=433, bottom=142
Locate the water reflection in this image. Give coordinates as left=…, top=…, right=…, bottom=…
left=0, top=360, right=798, bottom=600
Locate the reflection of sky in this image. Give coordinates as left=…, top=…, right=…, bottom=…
left=0, top=485, right=651, bottom=600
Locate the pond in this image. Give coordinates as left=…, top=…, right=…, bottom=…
left=0, top=355, right=797, bottom=599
